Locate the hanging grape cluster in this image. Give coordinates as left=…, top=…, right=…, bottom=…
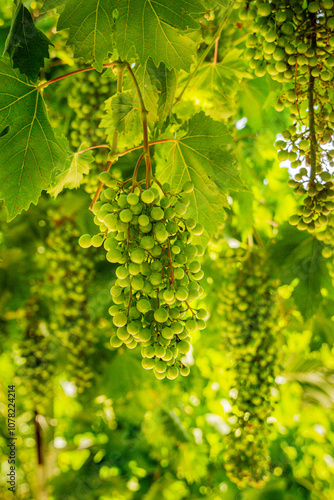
left=43, top=214, right=99, bottom=392
left=67, top=70, right=116, bottom=194
left=79, top=173, right=208, bottom=380
left=16, top=296, right=55, bottom=411
left=239, top=0, right=334, bottom=232
left=215, top=247, right=281, bottom=489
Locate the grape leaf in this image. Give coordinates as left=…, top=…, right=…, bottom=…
left=126, top=61, right=159, bottom=129
left=177, top=49, right=251, bottom=121
left=156, top=112, right=244, bottom=243
left=100, top=90, right=142, bottom=149
left=5, top=2, right=52, bottom=81
left=101, top=91, right=136, bottom=134
left=40, top=0, right=66, bottom=13
left=57, top=0, right=114, bottom=71
left=152, top=62, right=177, bottom=128
left=115, top=0, right=202, bottom=71
left=0, top=58, right=69, bottom=221
left=269, top=224, right=331, bottom=318
left=48, top=145, right=94, bottom=197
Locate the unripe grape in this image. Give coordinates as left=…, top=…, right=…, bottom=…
left=167, top=366, right=179, bottom=379
left=182, top=181, right=194, bottom=193
left=180, top=365, right=190, bottom=376
left=79, top=234, right=92, bottom=248
left=130, top=248, right=146, bottom=264
left=144, top=345, right=155, bottom=358
left=151, top=207, right=164, bottom=220
left=178, top=340, right=191, bottom=354
left=185, top=319, right=197, bottom=332
left=155, top=359, right=167, bottom=373
left=113, top=312, right=127, bottom=327
left=162, top=327, right=174, bottom=339
left=110, top=335, right=123, bottom=348
left=154, top=308, right=169, bottom=323
left=141, top=189, right=155, bottom=203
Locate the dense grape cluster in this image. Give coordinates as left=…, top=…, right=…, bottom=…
left=16, top=296, right=55, bottom=411
left=43, top=215, right=99, bottom=392
left=216, top=248, right=281, bottom=488
left=239, top=0, right=334, bottom=231
left=240, top=0, right=334, bottom=84
left=79, top=173, right=208, bottom=380
left=288, top=175, right=334, bottom=232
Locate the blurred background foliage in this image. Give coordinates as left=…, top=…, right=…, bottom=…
left=0, top=1, right=334, bottom=499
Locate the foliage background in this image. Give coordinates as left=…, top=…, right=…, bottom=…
left=0, top=1, right=334, bottom=499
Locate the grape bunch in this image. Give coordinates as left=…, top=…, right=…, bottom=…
left=79, top=173, right=208, bottom=380
left=43, top=214, right=100, bottom=392
left=215, top=247, right=281, bottom=489
left=240, top=0, right=334, bottom=84
left=16, top=296, right=55, bottom=412
left=67, top=70, right=116, bottom=194
left=239, top=0, right=334, bottom=232
left=288, top=175, right=334, bottom=232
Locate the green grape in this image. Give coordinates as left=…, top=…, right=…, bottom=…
left=79, top=234, right=92, bottom=248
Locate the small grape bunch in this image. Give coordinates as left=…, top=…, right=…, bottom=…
left=288, top=174, right=334, bottom=232
left=79, top=173, right=208, bottom=380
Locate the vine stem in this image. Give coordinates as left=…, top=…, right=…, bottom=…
left=132, top=152, right=145, bottom=187
left=89, top=65, right=125, bottom=211
left=174, top=0, right=236, bottom=105
left=308, top=19, right=317, bottom=184
left=76, top=138, right=177, bottom=157
left=38, top=62, right=117, bottom=90
left=213, top=38, right=219, bottom=65
left=125, top=63, right=152, bottom=188
left=167, top=240, right=175, bottom=286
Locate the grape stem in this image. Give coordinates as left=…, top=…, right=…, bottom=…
left=131, top=152, right=145, bottom=189
left=167, top=239, right=175, bottom=286
left=76, top=138, right=177, bottom=158
left=89, top=64, right=125, bottom=211
left=213, top=38, right=219, bottom=65
left=38, top=62, right=118, bottom=90
left=125, top=63, right=152, bottom=189
left=308, top=26, right=317, bottom=184
left=126, top=283, right=133, bottom=318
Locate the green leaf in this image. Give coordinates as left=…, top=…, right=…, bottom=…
left=0, top=58, right=69, bottom=221
left=115, top=0, right=201, bottom=71
left=270, top=224, right=332, bottom=318
left=182, top=49, right=252, bottom=121
left=156, top=112, right=244, bottom=244
left=100, top=90, right=142, bottom=149
left=5, top=2, right=52, bottom=81
left=57, top=0, right=114, bottom=71
left=126, top=61, right=159, bottom=129
left=101, top=90, right=136, bottom=134
left=40, top=0, right=66, bottom=13
left=155, top=63, right=177, bottom=128
left=48, top=144, right=94, bottom=197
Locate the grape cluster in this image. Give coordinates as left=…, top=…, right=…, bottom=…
left=67, top=70, right=116, bottom=194
left=241, top=0, right=334, bottom=84
left=215, top=248, right=281, bottom=489
left=239, top=1, right=334, bottom=231
left=79, top=174, right=208, bottom=380
left=43, top=214, right=99, bottom=392
left=16, top=296, right=55, bottom=411
left=288, top=175, right=334, bottom=232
